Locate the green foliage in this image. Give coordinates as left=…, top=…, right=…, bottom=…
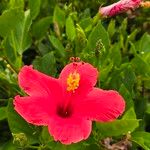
left=132, top=132, right=150, bottom=150
left=49, top=35, right=66, bottom=57
left=33, top=52, right=57, bottom=76
left=29, top=0, right=41, bottom=20
left=32, top=16, right=52, bottom=40
left=0, top=8, right=23, bottom=37
left=97, top=119, right=139, bottom=138
left=53, top=5, right=66, bottom=28
left=0, top=107, right=6, bottom=120
left=87, top=21, right=109, bottom=52
left=6, top=10, right=32, bottom=55
left=66, top=16, right=76, bottom=41
left=0, top=0, right=150, bottom=149
left=96, top=108, right=139, bottom=138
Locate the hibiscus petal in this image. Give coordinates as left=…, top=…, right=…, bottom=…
left=59, top=62, right=98, bottom=95
left=18, top=66, right=62, bottom=97
left=75, top=88, right=125, bottom=122
left=48, top=115, right=92, bottom=144
left=14, top=96, right=54, bottom=125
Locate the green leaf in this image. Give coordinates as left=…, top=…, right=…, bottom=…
left=127, top=28, right=140, bottom=42
left=119, top=84, right=134, bottom=110
left=0, top=8, right=23, bottom=37
left=9, top=0, right=24, bottom=9
left=79, top=17, right=92, bottom=32
left=2, top=10, right=32, bottom=69
left=75, top=24, right=87, bottom=52
left=32, top=16, right=52, bottom=40
left=47, top=141, right=86, bottom=150
left=119, top=18, right=127, bottom=37
left=66, top=16, right=76, bottom=41
left=109, top=43, right=121, bottom=66
left=142, top=52, right=150, bottom=65
left=0, top=141, right=17, bottom=150
left=3, top=10, right=32, bottom=55
left=0, top=74, right=19, bottom=97
left=100, top=62, right=113, bottom=82
left=7, top=99, right=39, bottom=145
left=109, top=69, right=122, bottom=90
left=11, top=10, right=32, bottom=54
left=122, top=65, right=136, bottom=92
left=131, top=55, right=150, bottom=77
left=3, top=35, right=22, bottom=70
left=129, top=42, right=137, bottom=55
left=132, top=131, right=150, bottom=150
left=37, top=42, right=51, bottom=56
left=49, top=35, right=65, bottom=57
left=134, top=97, right=147, bottom=119
left=0, top=107, right=6, bottom=120
left=40, top=127, right=53, bottom=144
left=122, top=107, right=136, bottom=120
left=139, top=33, right=150, bottom=53
left=29, top=0, right=41, bottom=20
left=33, top=52, right=57, bottom=76
left=107, top=19, right=116, bottom=38
left=96, top=119, right=139, bottom=138
left=146, top=104, right=150, bottom=114
left=87, top=21, right=109, bottom=52
left=53, top=5, right=65, bottom=28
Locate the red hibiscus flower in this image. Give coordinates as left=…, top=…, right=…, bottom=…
left=14, top=62, right=125, bottom=144
left=99, top=0, right=141, bottom=17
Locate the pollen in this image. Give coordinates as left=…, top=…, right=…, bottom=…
left=67, top=71, right=80, bottom=92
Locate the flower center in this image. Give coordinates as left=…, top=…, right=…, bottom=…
left=57, top=105, right=72, bottom=118
left=66, top=71, right=80, bottom=92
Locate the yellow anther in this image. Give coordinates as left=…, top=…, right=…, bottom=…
left=67, top=71, right=80, bottom=92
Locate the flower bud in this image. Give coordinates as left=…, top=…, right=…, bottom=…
left=99, top=0, right=141, bottom=17
left=12, top=133, right=28, bottom=147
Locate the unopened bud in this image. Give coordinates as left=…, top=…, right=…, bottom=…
left=12, top=133, right=28, bottom=147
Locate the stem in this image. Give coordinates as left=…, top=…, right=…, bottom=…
left=3, top=57, right=19, bottom=74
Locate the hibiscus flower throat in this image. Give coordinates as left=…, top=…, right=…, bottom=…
left=57, top=71, right=80, bottom=118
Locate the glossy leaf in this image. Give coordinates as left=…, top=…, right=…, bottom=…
left=122, top=107, right=136, bottom=120
left=29, top=0, right=41, bottom=20
left=32, top=16, right=52, bottom=40
left=49, top=35, right=65, bottom=57
left=119, top=84, right=134, bottom=110
left=0, top=8, right=23, bottom=37
left=107, top=19, right=116, bottom=38
left=0, top=107, right=6, bottom=120
left=87, top=21, right=110, bottom=52
left=132, top=55, right=150, bottom=77
left=53, top=5, right=65, bottom=28
left=33, top=52, right=57, bottom=76
left=132, top=131, right=150, bottom=150
left=96, top=119, right=139, bottom=138
left=139, top=33, right=150, bottom=53
left=66, top=16, right=76, bottom=41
